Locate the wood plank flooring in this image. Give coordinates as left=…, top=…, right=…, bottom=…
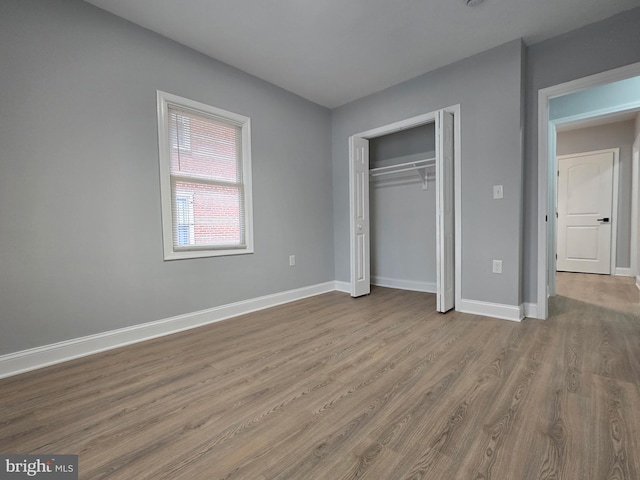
left=1, top=277, right=640, bottom=479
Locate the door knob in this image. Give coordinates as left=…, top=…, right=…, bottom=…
left=597, top=217, right=610, bottom=223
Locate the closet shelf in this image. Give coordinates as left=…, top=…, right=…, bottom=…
left=369, top=157, right=435, bottom=190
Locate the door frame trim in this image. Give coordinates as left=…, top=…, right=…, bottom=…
left=537, top=61, right=640, bottom=319
left=348, top=104, right=461, bottom=309
left=556, top=148, right=620, bottom=275
left=632, top=134, right=640, bottom=280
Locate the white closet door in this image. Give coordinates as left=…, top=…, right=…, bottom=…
left=349, top=136, right=371, bottom=297
left=436, top=111, right=455, bottom=312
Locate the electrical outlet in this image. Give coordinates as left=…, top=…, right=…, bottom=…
left=289, top=255, right=295, bottom=267
left=492, top=260, right=502, bottom=274
left=493, top=185, right=503, bottom=199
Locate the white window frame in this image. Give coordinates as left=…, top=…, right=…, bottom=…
left=157, top=90, right=254, bottom=260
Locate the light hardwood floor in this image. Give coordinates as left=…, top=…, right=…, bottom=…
left=556, top=271, right=640, bottom=314
left=1, top=278, right=639, bottom=479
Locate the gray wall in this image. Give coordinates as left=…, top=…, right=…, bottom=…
left=557, top=120, right=636, bottom=268
left=369, top=125, right=436, bottom=286
left=0, top=0, right=333, bottom=355
left=370, top=125, right=436, bottom=166
left=524, top=7, right=640, bottom=303
left=332, top=40, right=525, bottom=307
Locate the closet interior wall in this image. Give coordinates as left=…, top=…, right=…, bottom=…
left=369, top=123, right=437, bottom=292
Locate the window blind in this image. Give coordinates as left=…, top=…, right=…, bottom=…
left=168, top=105, right=245, bottom=250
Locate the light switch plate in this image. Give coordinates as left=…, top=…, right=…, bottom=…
left=493, top=185, right=503, bottom=199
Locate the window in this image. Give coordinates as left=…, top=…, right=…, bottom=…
left=157, top=91, right=253, bottom=260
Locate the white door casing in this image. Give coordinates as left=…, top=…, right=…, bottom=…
left=349, top=136, right=371, bottom=297
left=436, top=111, right=455, bottom=312
left=556, top=150, right=615, bottom=274
left=348, top=107, right=460, bottom=307
left=632, top=135, right=640, bottom=278
left=547, top=128, right=557, bottom=298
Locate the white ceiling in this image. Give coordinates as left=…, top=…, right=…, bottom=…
left=84, top=0, right=639, bottom=108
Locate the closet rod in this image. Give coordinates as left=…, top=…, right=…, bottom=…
left=369, top=157, right=435, bottom=176
left=370, top=164, right=432, bottom=177
left=369, top=157, right=435, bottom=190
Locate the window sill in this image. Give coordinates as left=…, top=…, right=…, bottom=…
left=163, top=247, right=254, bottom=261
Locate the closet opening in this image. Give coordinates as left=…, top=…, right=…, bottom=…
left=369, top=123, right=437, bottom=294
left=348, top=107, right=460, bottom=313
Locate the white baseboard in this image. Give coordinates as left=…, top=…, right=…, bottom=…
left=458, top=298, right=523, bottom=322
left=371, top=276, right=436, bottom=293
left=0, top=281, right=338, bottom=380
left=615, top=267, right=632, bottom=277
left=334, top=280, right=351, bottom=293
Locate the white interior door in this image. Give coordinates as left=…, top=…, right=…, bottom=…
left=350, top=136, right=370, bottom=297
left=436, top=111, right=455, bottom=312
left=557, top=151, right=614, bottom=274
